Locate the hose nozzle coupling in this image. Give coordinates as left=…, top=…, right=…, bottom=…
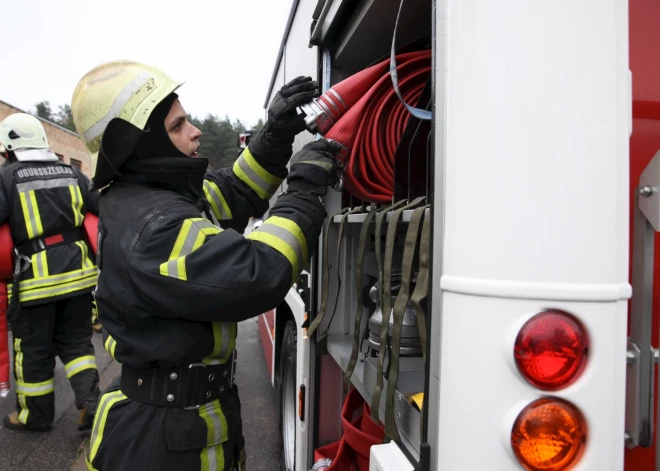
left=299, top=89, right=348, bottom=136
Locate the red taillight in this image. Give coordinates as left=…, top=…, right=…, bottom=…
left=514, top=310, right=588, bottom=391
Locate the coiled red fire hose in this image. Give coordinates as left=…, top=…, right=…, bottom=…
left=302, top=50, right=432, bottom=203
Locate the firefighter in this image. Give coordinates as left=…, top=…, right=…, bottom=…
left=0, top=113, right=101, bottom=432
left=71, top=60, right=341, bottom=471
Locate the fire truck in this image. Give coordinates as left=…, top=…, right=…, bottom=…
left=256, top=0, right=660, bottom=470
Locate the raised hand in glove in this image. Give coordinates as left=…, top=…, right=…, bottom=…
left=265, top=76, right=319, bottom=142
left=286, top=139, right=343, bottom=196
left=246, top=77, right=319, bottom=176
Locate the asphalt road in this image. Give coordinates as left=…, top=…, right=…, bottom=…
left=0, top=319, right=280, bottom=471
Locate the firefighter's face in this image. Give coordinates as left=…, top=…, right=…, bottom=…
left=165, top=99, right=202, bottom=158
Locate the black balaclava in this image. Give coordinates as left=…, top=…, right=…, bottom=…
left=117, top=93, right=208, bottom=203
left=133, top=93, right=188, bottom=160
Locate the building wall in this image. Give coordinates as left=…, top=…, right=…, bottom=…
left=0, top=100, right=91, bottom=177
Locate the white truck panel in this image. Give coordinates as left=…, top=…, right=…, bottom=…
left=436, top=0, right=630, bottom=470
left=443, top=0, right=630, bottom=286
left=284, top=0, right=319, bottom=84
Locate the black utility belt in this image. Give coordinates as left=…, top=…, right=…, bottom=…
left=18, top=228, right=86, bottom=258
left=120, top=351, right=237, bottom=409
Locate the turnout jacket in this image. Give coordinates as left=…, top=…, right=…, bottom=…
left=0, top=159, right=99, bottom=306
left=96, top=148, right=325, bottom=370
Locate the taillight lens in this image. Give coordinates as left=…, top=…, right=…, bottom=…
left=511, top=397, right=587, bottom=471
left=514, top=310, right=588, bottom=390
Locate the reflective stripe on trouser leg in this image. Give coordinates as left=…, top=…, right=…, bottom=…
left=199, top=400, right=229, bottom=471
left=86, top=390, right=128, bottom=470
left=13, top=338, right=29, bottom=424
left=65, top=355, right=97, bottom=379
left=13, top=337, right=55, bottom=426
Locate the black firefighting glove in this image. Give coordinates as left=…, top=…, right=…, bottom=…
left=266, top=76, right=319, bottom=142
left=246, top=77, right=319, bottom=178
left=285, top=139, right=343, bottom=196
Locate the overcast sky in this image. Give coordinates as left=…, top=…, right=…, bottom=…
left=0, top=0, right=294, bottom=127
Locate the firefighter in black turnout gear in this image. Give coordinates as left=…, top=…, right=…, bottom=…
left=71, top=61, right=342, bottom=471
left=0, top=112, right=100, bottom=432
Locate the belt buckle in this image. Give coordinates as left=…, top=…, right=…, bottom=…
left=183, top=363, right=207, bottom=410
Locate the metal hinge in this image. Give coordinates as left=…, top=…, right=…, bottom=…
left=626, top=342, right=659, bottom=447
left=626, top=151, right=660, bottom=451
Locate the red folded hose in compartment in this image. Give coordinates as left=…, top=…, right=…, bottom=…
left=307, top=50, right=432, bottom=203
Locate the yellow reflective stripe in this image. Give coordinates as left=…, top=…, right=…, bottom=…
left=203, top=322, right=235, bottom=365
left=205, top=323, right=224, bottom=361
left=77, top=241, right=94, bottom=270
left=8, top=267, right=97, bottom=294
left=18, top=395, right=29, bottom=423
left=160, top=218, right=222, bottom=281
left=70, top=185, right=84, bottom=226
left=14, top=338, right=29, bottom=423
left=199, top=400, right=228, bottom=471
left=29, top=190, right=43, bottom=236
left=11, top=274, right=97, bottom=303
left=18, top=190, right=44, bottom=239
left=203, top=180, right=233, bottom=220
left=64, top=355, right=97, bottom=379
left=14, top=339, right=24, bottom=382
left=221, top=323, right=237, bottom=364
left=88, top=391, right=128, bottom=465
left=16, top=378, right=55, bottom=396
left=232, top=148, right=282, bottom=199
left=265, top=216, right=308, bottom=263
left=247, top=216, right=308, bottom=284
left=19, top=192, right=33, bottom=238
left=104, top=335, right=117, bottom=360
left=31, top=250, right=49, bottom=279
